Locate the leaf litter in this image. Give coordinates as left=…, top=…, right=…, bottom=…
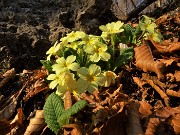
left=0, top=6, right=180, bottom=135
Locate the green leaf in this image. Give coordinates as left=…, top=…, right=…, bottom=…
left=58, top=100, right=87, bottom=127
left=40, top=60, right=53, bottom=73
left=114, top=46, right=134, bottom=70
left=43, top=93, right=64, bottom=134
left=119, top=24, right=135, bottom=44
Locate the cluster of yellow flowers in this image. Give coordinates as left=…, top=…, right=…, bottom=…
left=44, top=16, right=162, bottom=97
left=45, top=21, right=125, bottom=96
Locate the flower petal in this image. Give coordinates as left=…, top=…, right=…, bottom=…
left=76, top=78, right=89, bottom=93
left=90, top=53, right=100, bottom=62
left=69, top=63, right=79, bottom=71
left=87, top=82, right=98, bottom=94
left=66, top=55, right=76, bottom=65
left=100, top=52, right=110, bottom=61
left=94, top=74, right=106, bottom=86
left=56, top=57, right=66, bottom=64
left=49, top=80, right=58, bottom=89
left=89, top=64, right=101, bottom=76
left=77, top=67, right=89, bottom=79
left=47, top=74, right=57, bottom=80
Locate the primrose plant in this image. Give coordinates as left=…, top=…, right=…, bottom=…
left=41, top=15, right=162, bottom=134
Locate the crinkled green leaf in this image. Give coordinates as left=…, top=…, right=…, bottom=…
left=40, top=60, right=53, bottom=72
left=114, top=46, right=134, bottom=70
left=43, top=93, right=64, bottom=134
left=58, top=100, right=87, bottom=127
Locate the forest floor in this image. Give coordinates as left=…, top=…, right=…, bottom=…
left=0, top=0, right=180, bottom=135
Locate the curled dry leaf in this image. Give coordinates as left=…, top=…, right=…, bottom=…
left=145, top=118, right=160, bottom=135
left=126, top=101, right=144, bottom=135
left=132, top=77, right=146, bottom=89
left=142, top=73, right=169, bottom=107
left=159, top=58, right=175, bottom=67
left=63, top=124, right=84, bottom=135
left=0, top=120, right=11, bottom=134
left=100, top=108, right=126, bottom=135
left=155, top=107, right=180, bottom=119
left=150, top=39, right=180, bottom=54
left=64, top=90, right=72, bottom=110
left=139, top=101, right=152, bottom=117
left=134, top=43, right=165, bottom=80
left=0, top=94, right=4, bottom=105
left=0, top=68, right=15, bottom=89
left=23, top=79, right=49, bottom=102
left=168, top=114, right=180, bottom=134
left=174, top=71, right=180, bottom=82
left=0, top=94, right=17, bottom=120
left=166, top=89, right=180, bottom=97
left=24, top=110, right=46, bottom=135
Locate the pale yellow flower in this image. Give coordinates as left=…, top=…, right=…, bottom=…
left=77, top=64, right=106, bottom=93
left=52, top=55, right=79, bottom=75
left=85, top=43, right=110, bottom=62
left=103, top=71, right=117, bottom=87
left=46, top=41, right=62, bottom=61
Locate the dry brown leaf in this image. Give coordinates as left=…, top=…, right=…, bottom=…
left=166, top=73, right=175, bottom=82
left=139, top=101, right=152, bottom=117
left=174, top=71, right=180, bottom=82
left=155, top=107, right=180, bottom=119
left=100, top=108, right=126, bottom=135
left=24, top=110, right=45, bottom=135
left=23, top=80, right=49, bottom=102
left=150, top=39, right=180, bottom=54
left=0, top=68, right=15, bottom=89
left=167, top=113, right=180, bottom=134
left=0, top=120, right=11, bottom=134
left=133, top=77, right=146, bottom=89
left=159, top=59, right=175, bottom=67
left=10, top=108, right=24, bottom=127
left=0, top=94, right=17, bottom=120
left=134, top=43, right=165, bottom=80
left=126, top=101, right=144, bottom=135
left=63, top=124, right=84, bottom=135
left=156, top=14, right=169, bottom=25
left=0, top=94, right=4, bottom=105
left=145, top=118, right=160, bottom=135
left=142, top=73, right=169, bottom=107
left=64, top=90, right=72, bottom=110
left=166, top=89, right=180, bottom=97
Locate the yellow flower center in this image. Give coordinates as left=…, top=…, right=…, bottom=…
left=86, top=75, right=95, bottom=82
left=94, top=47, right=102, bottom=54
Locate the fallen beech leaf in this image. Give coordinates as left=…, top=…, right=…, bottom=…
left=92, top=108, right=108, bottom=126
left=174, top=71, right=180, bottom=82
left=139, top=101, right=152, bottom=117
left=166, top=89, right=180, bottom=97
left=10, top=108, right=24, bottom=127
left=0, top=120, right=11, bottom=134
left=159, top=59, right=175, bottom=67
left=101, top=108, right=126, bottom=135
left=134, top=43, right=165, bottom=80
left=145, top=118, right=160, bottom=135
left=63, top=124, right=84, bottom=135
left=156, top=14, right=169, bottom=25
left=155, top=107, right=180, bottom=119
left=142, top=73, right=169, bottom=107
left=0, top=68, right=15, bottom=89
left=167, top=113, right=180, bottom=134
left=0, top=94, right=17, bottom=120
left=24, top=110, right=46, bottom=135
left=133, top=77, right=146, bottom=89
left=0, top=94, right=4, bottom=105
left=150, top=39, right=180, bottom=54
left=126, top=101, right=144, bottom=135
